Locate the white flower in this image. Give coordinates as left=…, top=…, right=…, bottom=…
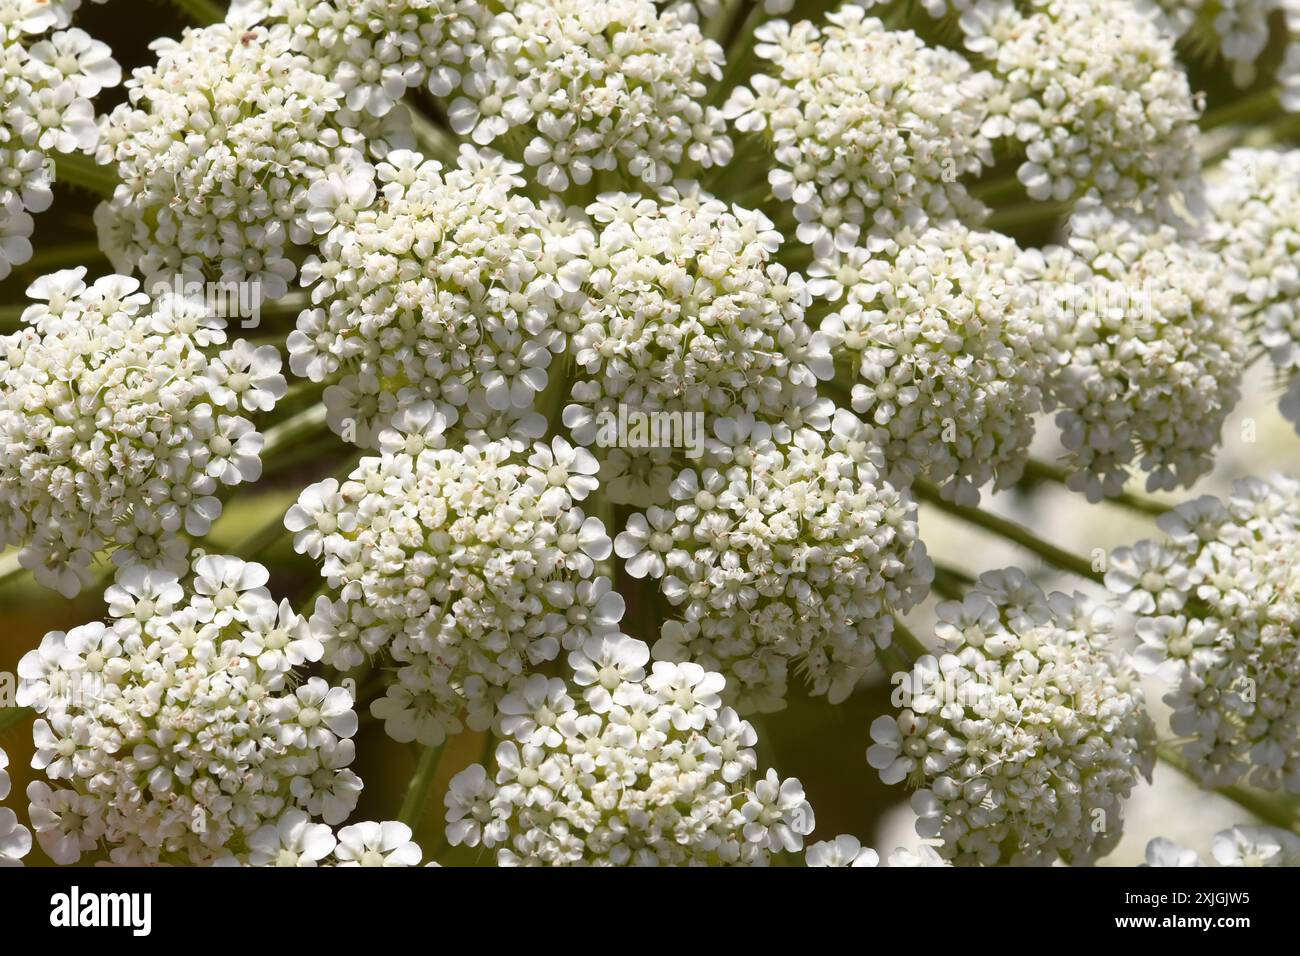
left=291, top=437, right=621, bottom=747
left=26, top=781, right=99, bottom=866
left=886, top=845, right=951, bottom=867
left=875, top=569, right=1154, bottom=865
left=1144, top=0, right=1281, bottom=90
left=207, top=341, right=288, bottom=414
left=19, top=556, right=361, bottom=865
left=292, top=147, right=591, bottom=447
left=95, top=23, right=394, bottom=300
left=1144, top=826, right=1300, bottom=867
left=1143, top=837, right=1204, bottom=867
left=332, top=821, right=422, bottom=867
left=232, top=0, right=487, bottom=116
left=0, top=747, right=31, bottom=866
left=820, top=224, right=1055, bottom=503
left=636, top=421, right=931, bottom=713
left=0, top=20, right=119, bottom=279
left=0, top=271, right=284, bottom=594
left=1026, top=204, right=1244, bottom=499
left=806, top=834, right=879, bottom=867
left=445, top=651, right=811, bottom=865
left=453, top=0, right=728, bottom=191
left=1209, top=148, right=1300, bottom=434
left=248, top=810, right=337, bottom=867
left=962, top=0, right=1200, bottom=210
left=565, top=187, right=831, bottom=506
left=1112, top=476, right=1300, bottom=793
left=725, top=6, right=993, bottom=250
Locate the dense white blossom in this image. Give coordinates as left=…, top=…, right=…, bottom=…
left=290, top=146, right=591, bottom=447
left=868, top=569, right=1154, bottom=865
left=237, top=811, right=424, bottom=866
left=444, top=635, right=815, bottom=865
left=228, top=0, right=487, bottom=116
left=0, top=4, right=118, bottom=279
left=1114, top=476, right=1300, bottom=793
left=1145, top=826, right=1300, bottom=866
left=1208, top=149, right=1300, bottom=433
left=1024, top=204, right=1245, bottom=500
left=960, top=0, right=1201, bottom=210
left=725, top=5, right=994, bottom=251
left=0, top=0, right=1295, bottom=873
left=563, top=186, right=832, bottom=506
left=0, top=745, right=31, bottom=866
left=17, top=555, right=360, bottom=866
left=622, top=414, right=932, bottom=713
left=450, top=0, right=729, bottom=191
left=817, top=223, right=1054, bottom=504
left=805, top=834, right=878, bottom=867
left=95, top=22, right=409, bottom=301
left=289, top=421, right=620, bottom=746
left=1143, top=0, right=1300, bottom=104
left=0, top=269, right=286, bottom=596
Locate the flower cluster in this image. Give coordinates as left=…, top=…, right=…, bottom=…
left=0, top=0, right=118, bottom=279
left=620, top=414, right=932, bottom=714
left=0, top=269, right=286, bottom=596
left=290, top=146, right=591, bottom=448
left=960, top=0, right=1201, bottom=209
left=450, top=0, right=729, bottom=192
left=1146, top=826, right=1300, bottom=867
left=1144, top=0, right=1300, bottom=107
left=804, top=834, right=877, bottom=867
left=802, top=834, right=952, bottom=867
left=725, top=4, right=993, bottom=252
left=289, top=421, right=617, bottom=746
left=0, top=746, right=32, bottom=866
left=443, top=634, right=815, bottom=865
left=229, top=0, right=487, bottom=117
left=564, top=186, right=831, bottom=505
left=1025, top=204, right=1244, bottom=500
left=868, top=569, right=1154, bottom=865
left=17, top=556, right=360, bottom=866
left=95, top=22, right=409, bottom=300
left=817, top=223, right=1053, bottom=504
left=1208, top=148, right=1300, bottom=432
left=1112, top=476, right=1300, bottom=793
left=236, top=811, right=425, bottom=866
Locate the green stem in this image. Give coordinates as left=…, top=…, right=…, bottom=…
left=708, top=1, right=766, bottom=109
left=891, top=617, right=931, bottom=662
left=0, top=706, right=32, bottom=733
left=1018, top=458, right=1169, bottom=517
left=20, top=240, right=107, bottom=273
left=931, top=564, right=973, bottom=600
left=0, top=550, right=24, bottom=590
left=915, top=479, right=1104, bottom=586
left=1201, top=85, right=1280, bottom=131
left=1158, top=746, right=1300, bottom=836
left=985, top=198, right=1070, bottom=231
left=409, top=109, right=460, bottom=164
left=398, top=743, right=447, bottom=827
left=260, top=403, right=330, bottom=456
left=54, top=153, right=119, bottom=198
left=167, top=0, right=225, bottom=24
left=972, top=173, right=1025, bottom=204
left=237, top=506, right=290, bottom=563
left=704, top=0, right=748, bottom=45
left=0, top=303, right=25, bottom=329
